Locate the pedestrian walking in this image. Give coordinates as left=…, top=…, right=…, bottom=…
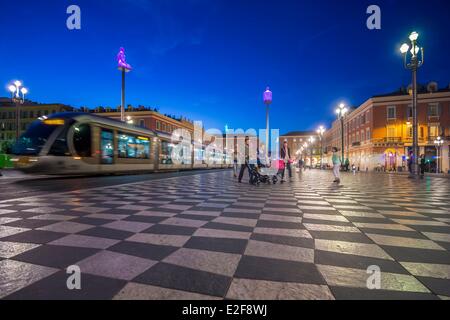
left=233, top=150, right=238, bottom=178
left=238, top=136, right=250, bottom=183
left=344, top=158, right=350, bottom=172
left=332, top=147, right=341, bottom=184
left=298, top=158, right=304, bottom=173
left=419, top=154, right=426, bottom=179
left=407, top=152, right=413, bottom=174
left=280, top=141, right=292, bottom=183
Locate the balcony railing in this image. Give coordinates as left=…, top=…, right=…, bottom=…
left=361, top=137, right=445, bottom=146
left=373, top=137, right=403, bottom=144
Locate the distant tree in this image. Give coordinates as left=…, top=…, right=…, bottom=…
left=0, top=140, right=12, bottom=154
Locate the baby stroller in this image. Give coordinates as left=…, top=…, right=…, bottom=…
left=247, top=161, right=280, bottom=185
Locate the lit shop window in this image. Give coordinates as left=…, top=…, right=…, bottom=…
left=118, top=133, right=150, bottom=159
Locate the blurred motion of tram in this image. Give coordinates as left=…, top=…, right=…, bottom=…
left=10, top=113, right=232, bottom=175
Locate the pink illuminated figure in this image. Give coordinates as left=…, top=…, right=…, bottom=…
left=117, top=47, right=132, bottom=71
left=263, top=87, right=272, bottom=105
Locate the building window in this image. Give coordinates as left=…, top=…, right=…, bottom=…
left=420, top=127, right=424, bottom=139
left=139, top=119, right=145, bottom=127
left=387, top=126, right=396, bottom=138
left=366, top=128, right=371, bottom=140
left=407, top=105, right=413, bottom=118
left=406, top=125, right=413, bottom=138
left=429, top=125, right=440, bottom=139
left=361, top=130, right=365, bottom=142
left=428, top=104, right=439, bottom=117
left=387, top=106, right=396, bottom=119
left=156, top=121, right=161, bottom=131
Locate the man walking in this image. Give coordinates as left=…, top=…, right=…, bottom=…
left=332, top=147, right=341, bottom=184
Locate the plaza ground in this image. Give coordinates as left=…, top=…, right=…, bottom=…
left=1, top=169, right=450, bottom=300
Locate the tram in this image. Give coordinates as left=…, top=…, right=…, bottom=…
left=11, top=112, right=231, bottom=175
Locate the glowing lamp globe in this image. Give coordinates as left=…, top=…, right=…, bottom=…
left=400, top=43, right=409, bottom=54
left=263, top=87, right=272, bottom=105
left=409, top=32, right=419, bottom=42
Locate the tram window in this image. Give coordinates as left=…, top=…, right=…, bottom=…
left=118, top=133, right=149, bottom=159
left=73, top=124, right=91, bottom=157
left=136, top=137, right=150, bottom=159
left=48, top=125, right=71, bottom=156
left=195, top=147, right=205, bottom=162
left=13, top=121, right=59, bottom=156
left=101, top=130, right=114, bottom=164
left=160, top=141, right=173, bottom=164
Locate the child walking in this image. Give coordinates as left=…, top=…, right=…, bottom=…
left=332, top=147, right=341, bottom=184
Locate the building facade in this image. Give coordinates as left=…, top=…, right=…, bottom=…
left=280, top=131, right=321, bottom=167
left=88, top=106, right=195, bottom=136
left=0, top=98, right=73, bottom=143
left=324, top=83, right=450, bottom=173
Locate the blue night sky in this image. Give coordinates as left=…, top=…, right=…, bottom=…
left=1, top=0, right=449, bottom=133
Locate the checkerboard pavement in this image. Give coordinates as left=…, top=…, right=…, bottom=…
left=1, top=170, right=450, bottom=300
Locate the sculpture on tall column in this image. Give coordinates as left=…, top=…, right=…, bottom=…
left=117, top=47, right=132, bottom=71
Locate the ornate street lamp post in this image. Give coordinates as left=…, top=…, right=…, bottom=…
left=117, top=47, right=132, bottom=122
left=317, top=126, right=326, bottom=169
left=434, top=136, right=444, bottom=174
left=263, top=87, right=272, bottom=160
left=8, top=80, right=28, bottom=140
left=400, top=31, right=424, bottom=178
left=336, top=103, right=348, bottom=167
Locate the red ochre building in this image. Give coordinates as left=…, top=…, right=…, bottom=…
left=87, top=105, right=195, bottom=137
left=323, top=82, right=450, bottom=173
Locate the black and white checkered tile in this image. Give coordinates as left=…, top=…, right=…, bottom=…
left=1, top=170, right=450, bottom=300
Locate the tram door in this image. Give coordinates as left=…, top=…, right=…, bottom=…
left=100, top=129, right=114, bottom=164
